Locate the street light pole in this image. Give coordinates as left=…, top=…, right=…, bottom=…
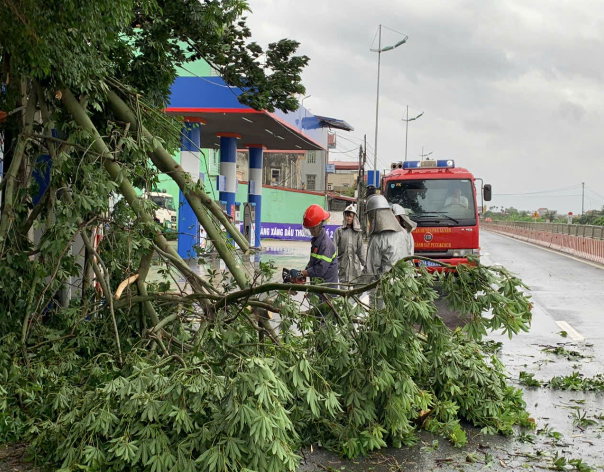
left=402, top=106, right=424, bottom=162
left=371, top=25, right=408, bottom=186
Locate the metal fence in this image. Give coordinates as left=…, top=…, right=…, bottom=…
left=485, top=221, right=604, bottom=240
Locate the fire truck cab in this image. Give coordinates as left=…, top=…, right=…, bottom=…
left=382, top=159, right=491, bottom=269
left=147, top=191, right=177, bottom=232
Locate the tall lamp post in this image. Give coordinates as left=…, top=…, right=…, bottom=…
left=371, top=25, right=408, bottom=186
left=402, top=106, right=423, bottom=162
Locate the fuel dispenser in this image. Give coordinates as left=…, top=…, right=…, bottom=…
left=233, top=202, right=242, bottom=225
left=243, top=202, right=256, bottom=247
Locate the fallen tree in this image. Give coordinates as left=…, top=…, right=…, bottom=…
left=0, top=1, right=535, bottom=470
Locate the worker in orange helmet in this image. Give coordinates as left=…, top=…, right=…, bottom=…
left=289, top=204, right=338, bottom=287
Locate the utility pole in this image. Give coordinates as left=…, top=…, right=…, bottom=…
left=582, top=182, right=585, bottom=215
left=356, top=144, right=363, bottom=212
left=419, top=147, right=433, bottom=162
left=357, top=135, right=367, bottom=237
left=373, top=24, right=381, bottom=184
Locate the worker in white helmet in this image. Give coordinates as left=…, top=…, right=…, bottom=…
left=391, top=204, right=416, bottom=256
left=363, top=195, right=411, bottom=308
left=334, top=204, right=365, bottom=286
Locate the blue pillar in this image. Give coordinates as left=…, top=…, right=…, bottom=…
left=247, top=145, right=264, bottom=248
left=177, top=121, right=202, bottom=259
left=217, top=133, right=240, bottom=218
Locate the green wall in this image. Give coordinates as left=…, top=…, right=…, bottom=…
left=155, top=152, right=181, bottom=200
left=235, top=183, right=326, bottom=224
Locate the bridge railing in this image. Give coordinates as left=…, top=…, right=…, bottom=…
left=482, top=221, right=604, bottom=265
left=483, top=221, right=604, bottom=240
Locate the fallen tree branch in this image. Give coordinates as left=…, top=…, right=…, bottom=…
left=107, top=89, right=250, bottom=253
left=153, top=243, right=219, bottom=295
left=115, top=274, right=139, bottom=300
left=60, top=87, right=190, bottom=283
left=136, top=249, right=160, bottom=326
left=80, top=230, right=123, bottom=366
left=150, top=314, right=179, bottom=334
left=18, top=187, right=49, bottom=236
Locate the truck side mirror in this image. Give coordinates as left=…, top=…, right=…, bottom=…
left=483, top=184, right=492, bottom=202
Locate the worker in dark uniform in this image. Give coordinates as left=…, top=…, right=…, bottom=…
left=289, top=205, right=338, bottom=318
left=290, top=204, right=338, bottom=286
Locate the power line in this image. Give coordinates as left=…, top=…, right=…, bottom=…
left=330, top=143, right=361, bottom=155
left=335, top=133, right=374, bottom=152
left=334, top=133, right=391, bottom=171
left=586, top=185, right=604, bottom=203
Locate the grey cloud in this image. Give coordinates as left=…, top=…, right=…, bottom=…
left=559, top=100, right=586, bottom=122
left=246, top=0, right=604, bottom=213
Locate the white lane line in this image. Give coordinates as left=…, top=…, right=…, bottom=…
left=488, top=232, right=604, bottom=270
left=555, top=320, right=585, bottom=342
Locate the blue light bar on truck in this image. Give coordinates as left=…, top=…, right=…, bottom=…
left=402, top=160, right=455, bottom=170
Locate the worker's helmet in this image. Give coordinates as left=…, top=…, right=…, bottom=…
left=391, top=203, right=417, bottom=231
left=365, top=195, right=390, bottom=213
left=343, top=204, right=357, bottom=216
left=303, top=204, right=330, bottom=228
left=391, top=204, right=407, bottom=217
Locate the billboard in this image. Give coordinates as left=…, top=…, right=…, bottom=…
left=327, top=132, right=336, bottom=149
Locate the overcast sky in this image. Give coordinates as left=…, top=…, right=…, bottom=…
left=246, top=0, right=604, bottom=214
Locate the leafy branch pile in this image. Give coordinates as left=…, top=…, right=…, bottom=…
left=1, top=1, right=534, bottom=471
left=1, top=261, right=534, bottom=471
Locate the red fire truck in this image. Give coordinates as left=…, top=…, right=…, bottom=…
left=382, top=159, right=491, bottom=269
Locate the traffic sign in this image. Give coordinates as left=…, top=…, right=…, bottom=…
left=367, top=170, right=380, bottom=188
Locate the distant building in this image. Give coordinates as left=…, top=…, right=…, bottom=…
left=327, top=161, right=359, bottom=192
left=237, top=150, right=305, bottom=189
left=537, top=207, right=549, bottom=217
left=300, top=150, right=327, bottom=191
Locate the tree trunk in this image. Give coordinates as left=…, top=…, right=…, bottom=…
left=106, top=90, right=250, bottom=253
left=136, top=249, right=160, bottom=326
left=60, top=87, right=250, bottom=290
left=0, top=86, right=37, bottom=244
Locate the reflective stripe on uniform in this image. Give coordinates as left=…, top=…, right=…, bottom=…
left=310, top=251, right=338, bottom=263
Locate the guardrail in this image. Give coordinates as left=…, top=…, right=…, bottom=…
left=482, top=221, right=604, bottom=265
left=485, top=221, right=604, bottom=240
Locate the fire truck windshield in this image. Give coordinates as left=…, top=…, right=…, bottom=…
left=151, top=195, right=175, bottom=211
left=386, top=179, right=476, bottom=226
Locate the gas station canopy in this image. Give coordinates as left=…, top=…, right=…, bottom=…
left=167, top=77, right=331, bottom=150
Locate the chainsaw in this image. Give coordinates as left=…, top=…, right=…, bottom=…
left=282, top=268, right=307, bottom=285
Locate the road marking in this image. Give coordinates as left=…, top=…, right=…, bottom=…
left=489, top=232, right=604, bottom=270
left=555, top=321, right=585, bottom=342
